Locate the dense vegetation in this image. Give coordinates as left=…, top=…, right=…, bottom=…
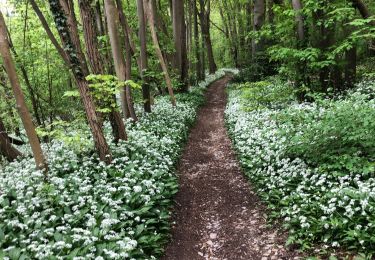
left=226, top=78, right=375, bottom=257
left=0, top=70, right=230, bottom=258
left=0, top=0, right=374, bottom=258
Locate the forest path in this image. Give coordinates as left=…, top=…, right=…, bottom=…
left=162, top=76, right=300, bottom=260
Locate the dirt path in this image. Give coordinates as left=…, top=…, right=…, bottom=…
left=162, top=76, right=300, bottom=260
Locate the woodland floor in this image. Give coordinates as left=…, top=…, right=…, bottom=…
left=162, top=76, right=302, bottom=260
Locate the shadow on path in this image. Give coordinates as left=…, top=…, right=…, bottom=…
left=162, top=76, right=300, bottom=260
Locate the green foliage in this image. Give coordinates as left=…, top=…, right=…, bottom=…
left=36, top=119, right=91, bottom=152
left=279, top=89, right=375, bottom=178
left=226, top=78, right=375, bottom=256
left=232, top=54, right=278, bottom=83
left=233, top=78, right=294, bottom=111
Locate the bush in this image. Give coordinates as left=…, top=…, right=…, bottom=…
left=225, top=78, right=375, bottom=256
left=232, top=78, right=294, bottom=111
left=232, top=54, right=278, bottom=83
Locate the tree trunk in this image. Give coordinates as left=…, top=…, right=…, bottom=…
left=59, top=0, right=90, bottom=76
left=144, top=0, right=176, bottom=107
left=104, top=0, right=138, bottom=121
left=137, top=0, right=152, bottom=113
left=79, top=0, right=127, bottom=142
left=198, top=0, right=217, bottom=74
left=0, top=11, right=47, bottom=171
left=291, top=0, right=305, bottom=43
left=349, top=0, right=375, bottom=53
left=94, top=0, right=115, bottom=74
left=193, top=0, right=204, bottom=80
left=78, top=0, right=104, bottom=74
left=29, top=0, right=71, bottom=67
left=252, top=0, right=265, bottom=55
left=7, top=32, right=43, bottom=126
left=116, top=0, right=140, bottom=121
left=172, top=0, right=189, bottom=91
left=48, top=0, right=112, bottom=163
left=0, top=116, right=22, bottom=162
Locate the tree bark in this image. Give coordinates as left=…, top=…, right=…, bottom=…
left=252, top=0, right=266, bottom=55
left=144, top=0, right=176, bottom=106
left=48, top=0, right=112, bottom=163
left=172, top=0, right=189, bottom=91
left=198, top=0, right=217, bottom=74
left=79, top=0, right=127, bottom=142
left=7, top=30, right=43, bottom=126
left=104, top=0, right=138, bottom=121
left=291, top=0, right=305, bottom=43
left=0, top=11, right=47, bottom=171
left=78, top=0, right=104, bottom=74
left=59, top=0, right=90, bottom=76
left=137, top=0, right=152, bottom=112
left=29, top=0, right=71, bottom=67
left=116, top=0, right=140, bottom=120
left=349, top=0, right=375, bottom=52
left=193, top=0, right=204, bottom=80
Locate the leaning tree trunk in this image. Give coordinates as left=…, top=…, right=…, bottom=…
left=349, top=0, right=375, bottom=54
left=59, top=0, right=90, bottom=76
left=78, top=0, right=127, bottom=142
left=137, top=0, right=152, bottom=113
left=144, top=0, right=176, bottom=106
left=48, top=0, right=112, bottom=163
left=29, top=0, right=71, bottom=67
left=0, top=11, right=47, bottom=171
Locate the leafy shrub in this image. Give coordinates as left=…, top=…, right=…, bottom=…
left=225, top=79, right=375, bottom=256
left=278, top=97, right=375, bottom=178
left=231, top=78, right=294, bottom=111
left=232, top=54, right=278, bottom=83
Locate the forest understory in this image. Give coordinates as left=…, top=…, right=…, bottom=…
left=0, top=0, right=375, bottom=259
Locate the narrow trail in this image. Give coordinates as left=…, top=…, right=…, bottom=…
left=162, top=76, right=300, bottom=260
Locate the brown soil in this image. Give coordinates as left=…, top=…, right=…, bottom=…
left=162, top=76, right=302, bottom=260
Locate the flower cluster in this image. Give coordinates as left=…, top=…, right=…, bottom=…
left=225, top=80, right=375, bottom=255
left=0, top=69, right=230, bottom=259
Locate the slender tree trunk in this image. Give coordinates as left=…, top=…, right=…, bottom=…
left=79, top=0, right=127, bottom=142
left=221, top=0, right=239, bottom=67
left=0, top=11, right=47, bottom=171
left=137, top=0, right=152, bottom=112
left=116, top=0, right=140, bottom=121
left=144, top=0, right=176, bottom=106
left=345, top=22, right=357, bottom=89
left=193, top=0, right=203, bottom=81
left=152, top=1, right=175, bottom=67
left=104, top=0, right=138, bottom=121
left=29, top=0, right=71, bottom=67
left=349, top=0, right=375, bottom=53
left=198, top=0, right=217, bottom=74
left=7, top=32, right=43, bottom=126
left=172, top=0, right=189, bottom=91
left=78, top=0, right=104, bottom=74
left=291, top=0, right=305, bottom=43
left=252, top=0, right=266, bottom=55
left=59, top=0, right=90, bottom=76
left=48, top=0, right=112, bottom=163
